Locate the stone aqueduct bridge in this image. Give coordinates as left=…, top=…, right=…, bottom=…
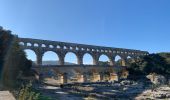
left=18, top=38, right=149, bottom=66
left=18, top=37, right=149, bottom=83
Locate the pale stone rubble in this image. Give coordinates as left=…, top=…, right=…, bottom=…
left=146, top=73, right=166, bottom=85
left=135, top=85, right=170, bottom=100
left=1, top=74, right=169, bottom=100
left=38, top=79, right=170, bottom=100
left=0, top=91, right=15, bottom=100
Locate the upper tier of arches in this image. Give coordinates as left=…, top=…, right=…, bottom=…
left=19, top=37, right=149, bottom=66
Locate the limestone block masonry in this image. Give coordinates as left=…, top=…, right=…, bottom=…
left=18, top=37, right=149, bottom=66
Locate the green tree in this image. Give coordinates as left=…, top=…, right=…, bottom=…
left=127, top=54, right=170, bottom=77
left=0, top=28, right=32, bottom=88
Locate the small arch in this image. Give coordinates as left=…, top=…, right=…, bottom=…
left=114, top=55, right=122, bottom=66
left=117, top=51, right=120, bottom=53
left=57, top=45, right=61, bottom=49
left=81, top=48, right=85, bottom=51
left=70, top=46, right=73, bottom=50
left=34, top=43, right=39, bottom=47
left=127, top=56, right=131, bottom=59
left=19, top=42, right=24, bottom=46
left=49, top=45, right=54, bottom=48
left=87, top=48, right=90, bottom=51
left=27, top=43, right=32, bottom=46
left=42, top=51, right=59, bottom=65
left=126, top=56, right=135, bottom=64
left=42, top=44, right=46, bottom=47
left=83, top=53, right=94, bottom=65
left=64, top=46, right=67, bottom=49
left=64, top=52, right=78, bottom=65
left=76, top=47, right=79, bottom=50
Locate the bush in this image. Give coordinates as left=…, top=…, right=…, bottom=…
left=18, top=83, right=40, bottom=100
left=127, top=53, right=170, bottom=77
left=18, top=82, right=52, bottom=100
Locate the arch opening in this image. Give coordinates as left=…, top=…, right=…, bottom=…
left=19, top=42, right=24, bottom=46
left=64, top=52, right=78, bottom=65
left=57, top=45, right=61, bottom=49
left=42, top=44, right=46, bottom=47
left=98, top=54, right=110, bottom=66
left=34, top=43, right=39, bottom=47
left=42, top=51, right=59, bottom=65
left=127, top=56, right=131, bottom=59
left=27, top=43, right=32, bottom=46
left=115, top=55, right=122, bottom=66
left=126, top=56, right=135, bottom=66
left=49, top=45, right=54, bottom=48
left=24, top=49, right=37, bottom=65
left=83, top=53, right=94, bottom=65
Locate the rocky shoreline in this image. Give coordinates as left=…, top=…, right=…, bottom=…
left=36, top=79, right=170, bottom=100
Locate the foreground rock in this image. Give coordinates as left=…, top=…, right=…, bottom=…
left=35, top=79, right=170, bottom=100
left=146, top=73, right=166, bottom=85
left=136, top=85, right=170, bottom=100
left=0, top=91, right=15, bottom=100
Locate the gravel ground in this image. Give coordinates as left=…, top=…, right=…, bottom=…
left=36, top=80, right=170, bottom=100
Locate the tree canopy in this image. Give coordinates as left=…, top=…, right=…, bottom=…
left=0, top=28, right=32, bottom=88
left=127, top=53, right=170, bottom=77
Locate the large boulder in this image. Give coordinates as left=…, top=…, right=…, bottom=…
left=146, top=73, right=166, bottom=85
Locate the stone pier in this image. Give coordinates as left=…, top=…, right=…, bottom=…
left=91, top=73, right=101, bottom=82
left=110, top=73, right=118, bottom=81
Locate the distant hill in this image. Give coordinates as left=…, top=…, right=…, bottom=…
left=33, top=60, right=76, bottom=65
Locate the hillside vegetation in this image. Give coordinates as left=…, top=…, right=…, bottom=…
left=127, top=53, right=170, bottom=77
left=0, top=27, right=32, bottom=88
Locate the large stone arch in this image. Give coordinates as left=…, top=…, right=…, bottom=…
left=114, top=55, right=127, bottom=66
left=82, top=53, right=94, bottom=65
left=64, top=51, right=78, bottom=65
left=24, top=49, right=37, bottom=64
left=42, top=51, right=60, bottom=65
left=98, top=53, right=113, bottom=66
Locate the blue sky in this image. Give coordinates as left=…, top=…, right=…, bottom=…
left=0, top=0, right=170, bottom=62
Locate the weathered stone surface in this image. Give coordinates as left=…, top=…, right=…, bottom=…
left=18, top=37, right=149, bottom=66
left=0, top=91, right=15, bottom=100
left=135, top=85, right=170, bottom=99
left=146, top=73, right=166, bottom=85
